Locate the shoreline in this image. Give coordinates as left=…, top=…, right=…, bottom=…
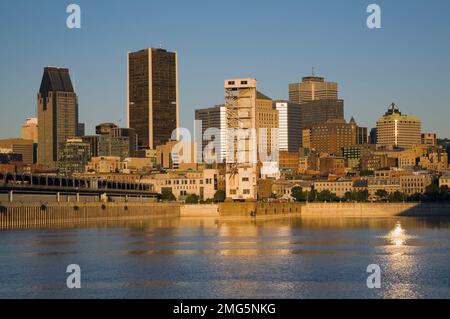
left=1, top=201, right=450, bottom=230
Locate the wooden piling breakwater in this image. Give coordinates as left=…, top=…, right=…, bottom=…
left=0, top=202, right=180, bottom=230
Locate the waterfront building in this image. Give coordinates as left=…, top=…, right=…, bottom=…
left=21, top=118, right=38, bottom=144
left=314, top=179, right=353, bottom=198
left=224, top=78, right=259, bottom=201
left=289, top=75, right=338, bottom=104
left=310, top=119, right=357, bottom=155
left=127, top=48, right=178, bottom=150
left=272, top=180, right=313, bottom=198
left=439, top=175, right=450, bottom=188
left=376, top=103, right=421, bottom=150
left=400, top=174, right=433, bottom=195
left=143, top=169, right=218, bottom=201
left=367, top=177, right=401, bottom=197
left=0, top=138, right=36, bottom=165
left=37, top=67, right=78, bottom=170
left=58, top=138, right=91, bottom=176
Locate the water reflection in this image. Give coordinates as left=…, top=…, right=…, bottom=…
left=1, top=216, right=450, bottom=298
left=382, top=221, right=421, bottom=298
left=388, top=221, right=407, bottom=247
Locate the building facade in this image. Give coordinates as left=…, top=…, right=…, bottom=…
left=37, top=67, right=78, bottom=169
left=274, top=101, right=302, bottom=152
left=128, top=48, right=178, bottom=150
left=224, top=78, right=258, bottom=200
left=310, top=119, right=357, bottom=155
left=58, top=138, right=91, bottom=176
left=289, top=76, right=338, bottom=104
left=195, top=104, right=227, bottom=163
left=376, top=103, right=421, bottom=150
left=0, top=138, right=36, bottom=165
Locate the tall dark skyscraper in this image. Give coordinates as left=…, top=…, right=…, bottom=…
left=288, top=74, right=344, bottom=147
left=37, top=67, right=78, bottom=170
left=127, top=48, right=179, bottom=150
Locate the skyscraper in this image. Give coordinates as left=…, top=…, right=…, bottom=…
left=288, top=74, right=344, bottom=147
left=376, top=103, right=421, bottom=150
left=273, top=101, right=302, bottom=152
left=289, top=75, right=338, bottom=104
left=37, top=67, right=78, bottom=170
left=195, top=104, right=227, bottom=163
left=127, top=48, right=178, bottom=150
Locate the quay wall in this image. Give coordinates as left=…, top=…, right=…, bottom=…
left=0, top=202, right=180, bottom=230
left=219, top=202, right=302, bottom=217
left=301, top=202, right=450, bottom=217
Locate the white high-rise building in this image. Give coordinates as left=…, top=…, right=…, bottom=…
left=273, top=101, right=302, bottom=152
left=195, top=105, right=227, bottom=163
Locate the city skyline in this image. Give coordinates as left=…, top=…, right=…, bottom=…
left=1, top=0, right=450, bottom=139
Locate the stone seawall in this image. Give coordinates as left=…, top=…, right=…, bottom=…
left=301, top=202, right=450, bottom=217
left=0, top=202, right=180, bottom=230
left=219, top=202, right=302, bottom=217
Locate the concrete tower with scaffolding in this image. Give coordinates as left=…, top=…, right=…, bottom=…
left=224, top=78, right=258, bottom=201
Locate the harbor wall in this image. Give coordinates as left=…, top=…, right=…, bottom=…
left=0, top=202, right=180, bottom=230
left=219, top=202, right=302, bottom=217
left=301, top=202, right=450, bottom=217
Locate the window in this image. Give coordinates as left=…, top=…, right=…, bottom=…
left=243, top=189, right=250, bottom=195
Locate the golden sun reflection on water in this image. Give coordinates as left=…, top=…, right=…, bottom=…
left=383, top=221, right=421, bottom=298
left=388, top=222, right=407, bottom=247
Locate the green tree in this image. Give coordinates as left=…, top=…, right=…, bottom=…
left=440, top=185, right=449, bottom=201
left=213, top=190, right=226, bottom=202
left=375, top=189, right=388, bottom=200
left=161, top=189, right=176, bottom=201
left=291, top=186, right=307, bottom=202
left=185, top=194, right=200, bottom=204
left=317, top=190, right=339, bottom=202
left=344, top=191, right=355, bottom=201
left=425, top=183, right=440, bottom=201
left=388, top=191, right=405, bottom=202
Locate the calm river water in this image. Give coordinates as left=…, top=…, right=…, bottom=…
left=0, top=216, right=449, bottom=298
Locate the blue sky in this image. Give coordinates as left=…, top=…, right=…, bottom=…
left=1, top=0, right=450, bottom=138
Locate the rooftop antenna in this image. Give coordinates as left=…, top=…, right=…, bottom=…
left=312, top=67, right=315, bottom=76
